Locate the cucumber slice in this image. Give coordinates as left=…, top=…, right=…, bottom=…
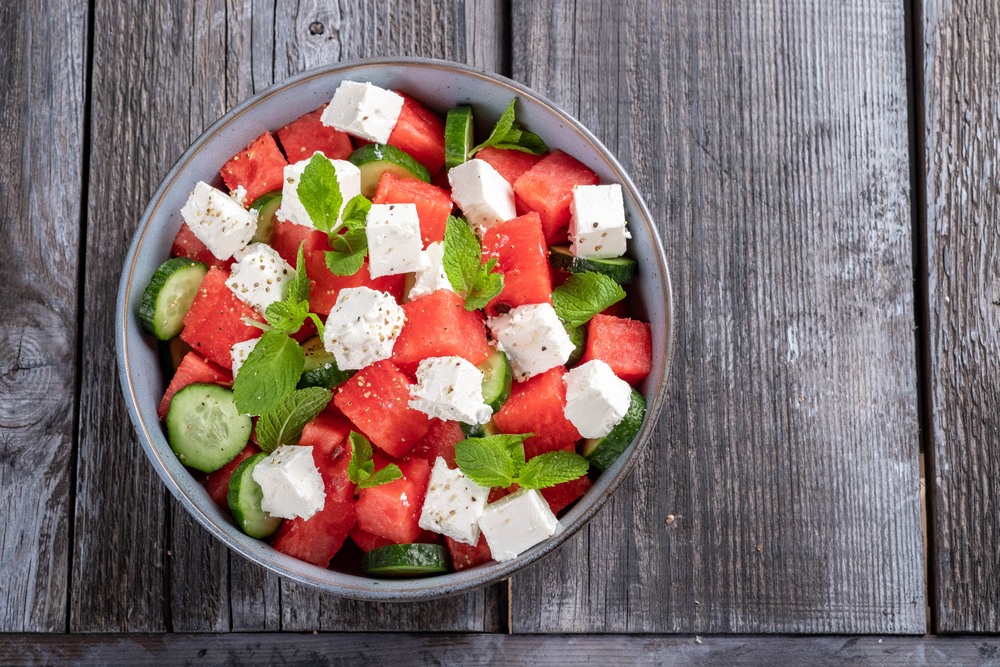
left=549, top=245, right=637, bottom=285
left=249, top=190, right=282, bottom=243
left=136, top=258, right=208, bottom=340
left=581, top=389, right=646, bottom=472
left=227, top=452, right=282, bottom=539
left=460, top=421, right=501, bottom=438
left=166, top=383, right=252, bottom=473
left=444, top=106, right=474, bottom=170
left=361, top=543, right=450, bottom=577
left=565, top=324, right=587, bottom=366
left=348, top=143, right=431, bottom=197
left=297, top=336, right=353, bottom=389
left=479, top=349, right=512, bottom=413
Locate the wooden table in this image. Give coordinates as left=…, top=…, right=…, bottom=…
left=2, top=0, right=999, bottom=663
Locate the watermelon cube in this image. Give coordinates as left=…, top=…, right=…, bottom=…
left=171, top=222, right=228, bottom=271
left=355, top=457, right=432, bottom=544
left=277, top=105, right=353, bottom=162
left=219, top=132, right=287, bottom=205
left=409, top=419, right=465, bottom=468
left=540, top=475, right=593, bottom=516
left=391, top=290, right=491, bottom=374
left=179, top=267, right=264, bottom=370
left=579, top=314, right=652, bottom=386
left=269, top=219, right=327, bottom=267
left=445, top=534, right=493, bottom=571
left=158, top=352, right=232, bottom=419
left=387, top=93, right=446, bottom=174
left=513, top=150, right=599, bottom=243
left=349, top=526, right=394, bottom=553
left=299, top=410, right=352, bottom=464
left=201, top=443, right=258, bottom=508
left=475, top=146, right=544, bottom=186
left=334, top=360, right=432, bottom=458
left=480, top=212, right=553, bottom=316
left=373, top=172, right=453, bottom=246
left=493, top=367, right=581, bottom=460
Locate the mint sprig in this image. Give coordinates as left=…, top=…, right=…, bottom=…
left=256, top=387, right=332, bottom=452
left=455, top=434, right=589, bottom=490
left=442, top=216, right=504, bottom=310
left=325, top=194, right=372, bottom=276
left=347, top=431, right=403, bottom=492
left=471, top=98, right=549, bottom=156
left=551, top=271, right=626, bottom=328
left=232, top=330, right=305, bottom=415
left=297, top=153, right=343, bottom=234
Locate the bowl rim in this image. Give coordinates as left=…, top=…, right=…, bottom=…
left=116, top=55, right=675, bottom=601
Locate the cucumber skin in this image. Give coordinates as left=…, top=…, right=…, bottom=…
left=136, top=258, right=207, bottom=340
left=565, top=325, right=587, bottom=366
left=549, top=245, right=637, bottom=285
left=362, top=543, right=450, bottom=577
left=479, top=350, right=513, bottom=413
left=297, top=363, right=353, bottom=391
left=227, top=452, right=282, bottom=539
left=582, top=390, right=646, bottom=472
left=444, top=106, right=474, bottom=171
left=348, top=143, right=430, bottom=196
left=249, top=191, right=282, bottom=243
left=166, top=383, right=252, bottom=473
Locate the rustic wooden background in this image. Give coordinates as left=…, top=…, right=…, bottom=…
left=2, top=0, right=999, bottom=661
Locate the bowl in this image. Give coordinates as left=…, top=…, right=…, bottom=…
left=116, top=57, right=674, bottom=601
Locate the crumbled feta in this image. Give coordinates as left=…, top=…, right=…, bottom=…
left=230, top=184, right=249, bottom=207
left=275, top=153, right=361, bottom=230
left=322, top=286, right=406, bottom=370
left=478, top=489, right=560, bottom=562
left=563, top=359, right=631, bottom=438
left=447, top=159, right=516, bottom=234
left=488, top=303, right=575, bottom=381
left=230, top=338, right=259, bottom=379
left=409, top=356, right=493, bottom=425
left=251, top=445, right=326, bottom=520
left=321, top=81, right=404, bottom=144
left=365, top=203, right=429, bottom=278
left=180, top=181, right=258, bottom=260
left=569, top=184, right=631, bottom=259
left=418, top=457, right=490, bottom=545
left=225, top=242, right=295, bottom=315
left=408, top=241, right=455, bottom=300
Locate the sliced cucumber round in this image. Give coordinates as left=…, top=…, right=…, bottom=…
left=479, top=349, right=512, bottom=413
left=361, top=543, right=450, bottom=578
left=227, top=452, right=282, bottom=539
left=348, top=143, right=431, bottom=197
left=549, top=245, right=637, bottom=285
left=297, top=336, right=353, bottom=390
left=249, top=190, right=282, bottom=243
left=444, top=106, right=474, bottom=171
left=565, top=324, right=587, bottom=367
left=581, top=389, right=646, bottom=472
left=166, top=383, right=252, bottom=473
left=136, top=258, right=208, bottom=340
left=460, top=421, right=501, bottom=438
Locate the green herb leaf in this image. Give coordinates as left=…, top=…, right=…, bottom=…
left=286, top=243, right=310, bottom=304
left=347, top=431, right=402, bottom=491
left=357, top=464, right=403, bottom=490
left=464, top=257, right=504, bottom=311
left=306, top=312, right=326, bottom=340
left=551, top=271, right=627, bottom=328
left=471, top=98, right=549, bottom=156
left=514, top=450, right=590, bottom=490
left=454, top=434, right=530, bottom=488
left=341, top=194, right=372, bottom=228
left=256, top=387, right=332, bottom=452
left=442, top=216, right=504, bottom=310
left=264, top=299, right=309, bottom=334
left=297, top=153, right=343, bottom=234
left=325, top=227, right=368, bottom=276
left=232, top=331, right=305, bottom=415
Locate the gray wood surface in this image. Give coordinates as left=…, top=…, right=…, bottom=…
left=0, top=0, right=88, bottom=633
left=920, top=0, right=1000, bottom=633
left=508, top=0, right=926, bottom=633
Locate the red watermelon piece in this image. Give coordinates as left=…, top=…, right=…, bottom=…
left=270, top=219, right=327, bottom=266
left=540, top=475, right=593, bottom=516
left=179, top=267, right=264, bottom=369
left=480, top=212, right=553, bottom=316
left=373, top=172, right=453, bottom=246
left=409, top=419, right=465, bottom=468
left=513, top=150, right=599, bottom=244
left=277, top=105, right=353, bottom=162
left=493, top=367, right=581, bottom=460
left=171, top=223, right=228, bottom=271
left=300, top=410, right=352, bottom=464
left=445, top=534, right=493, bottom=571
left=387, top=93, right=446, bottom=174
left=580, top=314, right=652, bottom=386
left=355, top=457, right=431, bottom=544
left=349, top=526, right=394, bottom=553
left=476, top=146, right=544, bottom=186
left=158, top=352, right=232, bottom=420
left=201, top=444, right=258, bottom=507
left=392, top=290, right=491, bottom=374
left=219, top=132, right=287, bottom=205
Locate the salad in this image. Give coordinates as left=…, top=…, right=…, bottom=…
left=137, top=79, right=653, bottom=577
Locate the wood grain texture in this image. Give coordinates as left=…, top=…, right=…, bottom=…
left=920, top=0, right=1000, bottom=633
left=0, top=0, right=87, bottom=633
left=509, top=0, right=925, bottom=633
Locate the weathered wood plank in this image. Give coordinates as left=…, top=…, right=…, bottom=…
left=0, top=0, right=87, bottom=633
left=920, top=0, right=1000, bottom=633
left=509, top=0, right=924, bottom=633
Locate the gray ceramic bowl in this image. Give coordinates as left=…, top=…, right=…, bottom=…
left=117, top=57, right=674, bottom=601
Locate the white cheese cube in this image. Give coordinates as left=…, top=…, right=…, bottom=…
left=224, top=243, right=295, bottom=315
left=408, top=241, right=456, bottom=300
left=447, top=159, right=516, bottom=234
left=321, top=81, right=404, bottom=144
left=251, top=445, right=326, bottom=520
left=180, top=181, right=258, bottom=260
left=275, top=153, right=361, bottom=230
left=230, top=337, right=260, bottom=379
left=488, top=303, right=575, bottom=381
left=479, top=489, right=560, bottom=562
left=569, top=184, right=631, bottom=259
left=323, top=286, right=406, bottom=370
left=365, top=203, right=429, bottom=278
left=409, top=356, right=493, bottom=425
left=563, top=359, right=631, bottom=438
left=418, top=457, right=490, bottom=546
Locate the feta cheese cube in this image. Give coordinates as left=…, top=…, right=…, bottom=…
left=409, top=356, right=493, bottom=425
left=447, top=159, right=516, bottom=234
left=365, top=203, right=429, bottom=278
left=563, top=360, right=632, bottom=438
left=479, top=489, right=560, bottom=562
left=275, top=153, right=361, bottom=230
left=224, top=242, right=295, bottom=314
left=251, top=445, right=326, bottom=520
left=418, top=457, right=490, bottom=545
left=569, top=184, right=631, bottom=259
left=230, top=184, right=249, bottom=207
left=488, top=303, right=575, bottom=381
left=230, top=337, right=260, bottom=379
left=408, top=241, right=456, bottom=300
left=180, top=181, right=258, bottom=260
left=322, top=286, right=406, bottom=370
left=321, top=81, right=404, bottom=144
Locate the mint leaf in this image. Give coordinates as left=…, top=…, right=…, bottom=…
left=347, top=431, right=402, bottom=491
left=442, top=216, right=504, bottom=310
left=464, top=257, right=504, bottom=311
left=471, top=98, right=548, bottom=156
left=263, top=243, right=311, bottom=334
left=307, top=312, right=326, bottom=340
left=232, top=331, right=304, bottom=415
left=551, top=271, right=626, bottom=328
left=357, top=464, right=403, bottom=490
left=341, top=194, right=371, bottom=227
left=325, top=227, right=368, bottom=276
left=286, top=243, right=310, bottom=304
left=256, top=387, right=332, bottom=452
left=297, top=153, right=343, bottom=234
left=514, top=450, right=590, bottom=490
left=454, top=434, right=529, bottom=488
